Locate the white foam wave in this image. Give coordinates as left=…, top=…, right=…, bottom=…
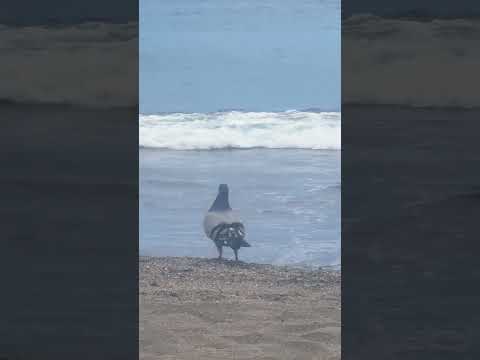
left=343, top=15, right=480, bottom=108
left=139, top=111, right=340, bottom=150
left=0, top=22, right=137, bottom=107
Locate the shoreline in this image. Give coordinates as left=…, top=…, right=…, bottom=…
left=140, top=256, right=340, bottom=359
left=140, top=255, right=341, bottom=272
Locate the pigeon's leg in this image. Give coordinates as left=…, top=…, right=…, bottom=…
left=216, top=244, right=223, bottom=259
left=233, top=248, right=239, bottom=261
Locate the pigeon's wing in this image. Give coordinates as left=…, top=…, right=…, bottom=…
left=203, top=210, right=242, bottom=239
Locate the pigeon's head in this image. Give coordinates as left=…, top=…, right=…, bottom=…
left=209, top=184, right=231, bottom=211
left=218, top=184, right=229, bottom=194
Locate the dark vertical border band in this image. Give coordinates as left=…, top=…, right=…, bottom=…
left=0, top=1, right=139, bottom=359
left=342, top=1, right=480, bottom=359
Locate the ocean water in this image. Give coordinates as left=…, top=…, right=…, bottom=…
left=140, top=0, right=341, bottom=267
left=140, top=111, right=341, bottom=267
left=140, top=0, right=340, bottom=113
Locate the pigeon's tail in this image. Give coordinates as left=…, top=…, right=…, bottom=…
left=239, top=239, right=251, bottom=247
left=212, top=223, right=250, bottom=249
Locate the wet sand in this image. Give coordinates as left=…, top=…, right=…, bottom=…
left=140, top=256, right=340, bottom=360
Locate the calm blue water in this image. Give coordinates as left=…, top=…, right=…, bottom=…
left=140, top=0, right=340, bottom=113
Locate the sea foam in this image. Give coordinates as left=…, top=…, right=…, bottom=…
left=139, top=110, right=341, bottom=150
left=343, top=15, right=480, bottom=108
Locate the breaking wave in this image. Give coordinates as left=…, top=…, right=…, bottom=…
left=343, top=15, right=480, bottom=108
left=139, top=110, right=340, bottom=150
left=0, top=22, right=137, bottom=107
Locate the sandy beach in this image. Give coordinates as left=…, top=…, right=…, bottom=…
left=140, top=256, right=340, bottom=360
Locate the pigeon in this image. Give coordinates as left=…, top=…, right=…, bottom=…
left=203, top=184, right=250, bottom=261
